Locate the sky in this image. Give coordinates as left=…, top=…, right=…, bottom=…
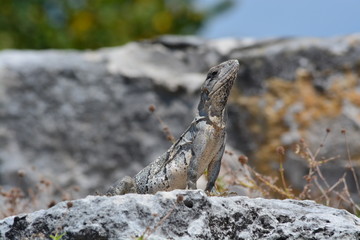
left=199, top=0, right=360, bottom=39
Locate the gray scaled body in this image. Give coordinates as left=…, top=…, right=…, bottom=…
left=106, top=59, right=239, bottom=195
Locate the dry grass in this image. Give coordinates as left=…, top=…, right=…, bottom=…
left=0, top=168, right=79, bottom=219
left=216, top=129, right=360, bottom=216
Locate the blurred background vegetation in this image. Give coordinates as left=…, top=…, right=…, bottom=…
left=0, top=0, right=233, bottom=50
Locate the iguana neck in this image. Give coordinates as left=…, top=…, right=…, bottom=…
left=196, top=59, right=239, bottom=128
left=197, top=98, right=228, bottom=129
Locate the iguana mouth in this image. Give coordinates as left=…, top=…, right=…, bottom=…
left=209, top=79, right=233, bottom=96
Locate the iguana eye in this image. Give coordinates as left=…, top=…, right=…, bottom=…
left=210, top=70, right=218, bottom=78
left=207, top=70, right=218, bottom=79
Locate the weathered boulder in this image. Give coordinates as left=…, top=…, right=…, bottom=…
left=0, top=190, right=359, bottom=240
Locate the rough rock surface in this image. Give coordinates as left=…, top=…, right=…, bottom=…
left=1, top=34, right=360, bottom=200
left=0, top=190, right=359, bottom=240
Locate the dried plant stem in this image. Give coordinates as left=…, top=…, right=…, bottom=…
left=313, top=131, right=329, bottom=159
left=251, top=169, right=296, bottom=199
left=343, top=132, right=360, bottom=197
left=148, top=104, right=175, bottom=143
left=141, top=203, right=176, bottom=240
left=314, top=165, right=330, bottom=189
left=313, top=177, right=330, bottom=205
left=279, top=162, right=288, bottom=193
left=342, top=179, right=360, bottom=213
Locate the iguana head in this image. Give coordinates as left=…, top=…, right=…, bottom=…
left=198, top=59, right=239, bottom=123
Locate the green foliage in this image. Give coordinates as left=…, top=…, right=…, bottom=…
left=50, top=232, right=65, bottom=240
left=0, top=0, right=233, bottom=50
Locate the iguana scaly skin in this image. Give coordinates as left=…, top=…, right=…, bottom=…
left=106, top=59, right=239, bottom=195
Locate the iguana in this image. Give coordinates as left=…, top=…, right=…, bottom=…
left=106, top=59, right=239, bottom=195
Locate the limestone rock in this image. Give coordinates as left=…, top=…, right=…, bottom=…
left=0, top=190, right=359, bottom=240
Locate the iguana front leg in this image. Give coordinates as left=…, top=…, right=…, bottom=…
left=186, top=149, right=198, bottom=189
left=205, top=141, right=225, bottom=192
left=186, top=123, right=224, bottom=191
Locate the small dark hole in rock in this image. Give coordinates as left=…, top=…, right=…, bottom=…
left=184, top=199, right=193, bottom=208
